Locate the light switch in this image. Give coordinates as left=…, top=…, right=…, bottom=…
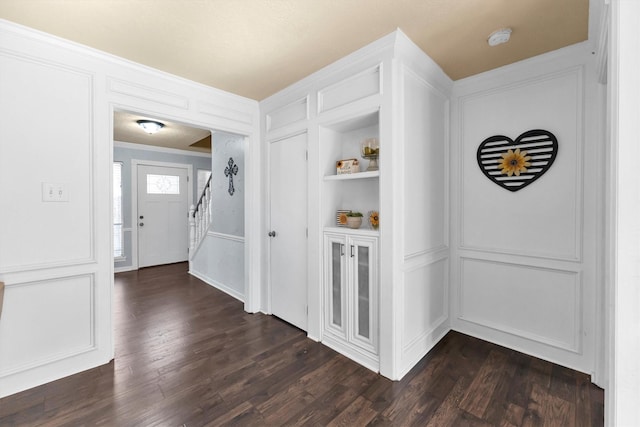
left=42, top=183, right=69, bottom=202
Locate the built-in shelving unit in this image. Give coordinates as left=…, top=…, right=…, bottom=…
left=320, top=107, right=381, bottom=367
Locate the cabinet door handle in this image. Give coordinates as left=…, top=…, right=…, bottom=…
left=350, top=245, right=354, bottom=258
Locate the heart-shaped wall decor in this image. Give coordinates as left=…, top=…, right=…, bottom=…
left=476, top=129, right=558, bottom=192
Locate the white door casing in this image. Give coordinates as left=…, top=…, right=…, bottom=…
left=137, top=163, right=190, bottom=268
left=269, top=133, right=308, bottom=330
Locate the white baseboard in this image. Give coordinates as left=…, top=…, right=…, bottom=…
left=114, top=265, right=137, bottom=273
left=188, top=269, right=244, bottom=303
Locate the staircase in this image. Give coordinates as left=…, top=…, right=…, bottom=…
left=189, top=174, right=211, bottom=257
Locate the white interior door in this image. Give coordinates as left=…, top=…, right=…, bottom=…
left=137, top=164, right=189, bottom=268
left=269, top=133, right=308, bottom=330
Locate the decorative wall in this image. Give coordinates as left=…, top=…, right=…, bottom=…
left=460, top=69, right=582, bottom=260
left=450, top=43, right=602, bottom=375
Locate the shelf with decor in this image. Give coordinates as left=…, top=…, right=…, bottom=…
left=320, top=109, right=380, bottom=231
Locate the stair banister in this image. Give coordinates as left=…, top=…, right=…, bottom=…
left=189, top=174, right=212, bottom=256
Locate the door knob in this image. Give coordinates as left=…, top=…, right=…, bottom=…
left=268, top=231, right=276, bottom=237
left=139, top=222, right=144, bottom=226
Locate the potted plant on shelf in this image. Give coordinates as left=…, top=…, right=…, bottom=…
left=345, top=211, right=363, bottom=229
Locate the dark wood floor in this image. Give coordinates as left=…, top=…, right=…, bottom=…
left=0, top=262, right=603, bottom=426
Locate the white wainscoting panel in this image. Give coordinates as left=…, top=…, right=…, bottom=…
left=0, top=275, right=94, bottom=377
left=399, top=258, right=449, bottom=378
left=0, top=51, right=94, bottom=271
left=459, top=258, right=581, bottom=353
left=460, top=67, right=583, bottom=261
left=401, top=66, right=448, bottom=257
left=190, top=232, right=245, bottom=302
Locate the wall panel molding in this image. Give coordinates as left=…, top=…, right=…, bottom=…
left=108, top=77, right=190, bottom=110
left=114, top=140, right=211, bottom=158
left=0, top=50, right=96, bottom=272
left=458, top=66, right=585, bottom=262
left=0, top=344, right=96, bottom=379
left=458, top=257, right=582, bottom=353
left=266, top=96, right=309, bottom=132
left=399, top=259, right=449, bottom=374
left=0, top=274, right=96, bottom=377
left=207, top=231, right=245, bottom=243
left=403, top=246, right=448, bottom=271
left=318, top=64, right=382, bottom=114
left=449, top=43, right=599, bottom=377
left=198, top=100, right=253, bottom=125
left=400, top=63, right=450, bottom=103
left=400, top=64, right=449, bottom=259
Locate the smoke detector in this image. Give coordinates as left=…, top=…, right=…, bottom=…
left=488, top=28, right=512, bottom=47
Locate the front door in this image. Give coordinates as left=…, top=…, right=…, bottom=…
left=137, top=164, right=189, bottom=268
left=269, top=133, right=308, bottom=330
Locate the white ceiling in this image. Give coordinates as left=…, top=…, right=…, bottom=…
left=0, top=0, right=596, bottom=152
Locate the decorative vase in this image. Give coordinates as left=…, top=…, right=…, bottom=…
left=346, top=216, right=362, bottom=229
left=361, top=137, right=379, bottom=171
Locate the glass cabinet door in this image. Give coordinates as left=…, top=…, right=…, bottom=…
left=356, top=244, right=370, bottom=339
left=325, top=234, right=347, bottom=337
left=323, top=232, right=377, bottom=356
left=350, top=236, right=377, bottom=353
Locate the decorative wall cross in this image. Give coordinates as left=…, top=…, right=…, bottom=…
left=224, top=157, right=238, bottom=196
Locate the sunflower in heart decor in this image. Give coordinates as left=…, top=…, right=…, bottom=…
left=476, top=129, right=558, bottom=192
left=497, top=148, right=531, bottom=177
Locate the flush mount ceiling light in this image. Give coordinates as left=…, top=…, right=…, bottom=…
left=136, top=120, right=164, bottom=134
left=487, top=28, right=512, bottom=47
